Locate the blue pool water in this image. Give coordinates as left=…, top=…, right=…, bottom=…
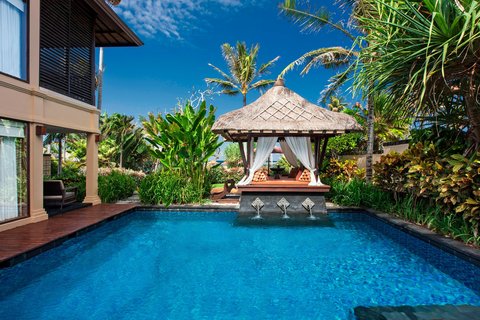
left=0, top=211, right=479, bottom=319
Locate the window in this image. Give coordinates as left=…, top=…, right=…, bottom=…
left=0, top=0, right=27, bottom=80
left=0, top=119, right=28, bottom=223
left=40, top=0, right=95, bottom=105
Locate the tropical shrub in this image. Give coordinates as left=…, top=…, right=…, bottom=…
left=326, top=133, right=365, bottom=157
left=323, top=159, right=365, bottom=182
left=98, top=167, right=146, bottom=185
left=224, top=143, right=243, bottom=168
left=142, top=101, right=223, bottom=198
left=207, top=166, right=244, bottom=185
left=223, top=167, right=244, bottom=183
left=207, top=165, right=225, bottom=185
left=373, top=152, right=408, bottom=198
left=98, top=171, right=136, bottom=203
left=138, top=170, right=203, bottom=206
left=328, top=178, right=480, bottom=245
left=403, top=142, right=444, bottom=199
left=438, top=153, right=480, bottom=236
left=51, top=164, right=86, bottom=201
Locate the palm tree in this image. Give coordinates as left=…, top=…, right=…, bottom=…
left=354, top=0, right=480, bottom=150
left=44, top=133, right=66, bottom=175
left=205, top=42, right=280, bottom=106
left=351, top=93, right=411, bottom=150
left=279, top=0, right=379, bottom=181
left=101, top=113, right=136, bottom=168
left=327, top=96, right=348, bottom=112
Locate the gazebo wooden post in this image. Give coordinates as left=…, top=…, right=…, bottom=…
left=246, top=135, right=253, bottom=174
left=314, top=137, right=320, bottom=180
left=238, top=141, right=248, bottom=174
left=318, top=137, right=329, bottom=171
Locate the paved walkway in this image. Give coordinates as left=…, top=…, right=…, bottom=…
left=0, top=204, right=137, bottom=268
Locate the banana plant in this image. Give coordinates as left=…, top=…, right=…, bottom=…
left=142, top=101, right=223, bottom=192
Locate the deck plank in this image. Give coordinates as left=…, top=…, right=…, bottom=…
left=0, top=204, right=137, bottom=267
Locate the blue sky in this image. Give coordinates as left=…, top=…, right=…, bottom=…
left=100, top=0, right=355, bottom=118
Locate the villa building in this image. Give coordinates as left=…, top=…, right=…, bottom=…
left=0, top=0, right=142, bottom=231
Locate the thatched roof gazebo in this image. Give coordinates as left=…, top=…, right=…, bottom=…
left=212, top=78, right=361, bottom=218
left=213, top=79, right=361, bottom=141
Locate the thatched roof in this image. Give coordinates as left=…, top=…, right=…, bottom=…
left=212, top=79, right=362, bottom=141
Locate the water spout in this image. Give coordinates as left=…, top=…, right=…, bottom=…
left=302, top=198, right=316, bottom=220
left=277, top=198, right=290, bottom=219
left=251, top=198, right=264, bottom=220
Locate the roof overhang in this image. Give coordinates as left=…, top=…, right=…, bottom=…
left=87, top=0, right=143, bottom=47
left=215, top=129, right=356, bottom=142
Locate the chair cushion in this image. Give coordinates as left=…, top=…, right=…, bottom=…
left=44, top=195, right=63, bottom=200
left=65, top=192, right=76, bottom=200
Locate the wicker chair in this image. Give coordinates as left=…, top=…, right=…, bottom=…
left=43, top=180, right=78, bottom=209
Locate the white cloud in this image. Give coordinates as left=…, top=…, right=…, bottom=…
left=114, top=0, right=261, bottom=39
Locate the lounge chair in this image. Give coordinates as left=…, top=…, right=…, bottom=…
left=211, top=179, right=236, bottom=201
left=43, top=180, right=78, bottom=209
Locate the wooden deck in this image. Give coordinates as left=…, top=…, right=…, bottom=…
left=0, top=204, right=137, bottom=268
left=239, top=177, right=330, bottom=193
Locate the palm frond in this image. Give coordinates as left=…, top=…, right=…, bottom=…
left=204, top=78, right=238, bottom=91
left=206, top=63, right=234, bottom=83
left=280, top=47, right=355, bottom=78
left=222, top=89, right=241, bottom=96
left=250, top=79, right=276, bottom=90
left=280, top=0, right=356, bottom=41
left=258, top=56, right=280, bottom=75
left=319, top=67, right=353, bottom=103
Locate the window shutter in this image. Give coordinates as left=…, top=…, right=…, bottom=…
left=40, top=0, right=95, bottom=105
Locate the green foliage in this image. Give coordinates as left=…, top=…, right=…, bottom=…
left=276, top=155, right=293, bottom=174
left=51, top=164, right=86, bottom=201
left=101, top=113, right=149, bottom=170
left=438, top=153, right=480, bottom=232
left=207, top=165, right=225, bottom=185
left=329, top=178, right=393, bottom=209
left=403, top=142, right=444, bottom=199
left=370, top=142, right=480, bottom=242
left=323, top=158, right=365, bottom=182
left=373, top=152, right=408, bottom=198
left=328, top=178, right=480, bottom=245
left=223, top=167, right=244, bottom=183
left=138, top=170, right=203, bottom=206
left=410, top=128, right=468, bottom=157
left=355, top=0, right=480, bottom=146
left=326, top=133, right=364, bottom=157
left=98, top=171, right=136, bottom=203
left=207, top=165, right=244, bottom=185
left=224, top=143, right=242, bottom=168
left=142, top=101, right=223, bottom=199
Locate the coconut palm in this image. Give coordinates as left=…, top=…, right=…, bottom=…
left=101, top=113, right=137, bottom=168
left=355, top=0, right=480, bottom=150
left=328, top=96, right=348, bottom=112
left=205, top=42, right=280, bottom=106
left=44, top=133, right=66, bottom=175
left=279, top=0, right=379, bottom=181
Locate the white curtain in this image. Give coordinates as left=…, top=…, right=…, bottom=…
left=0, top=137, right=19, bottom=221
left=279, top=140, right=299, bottom=167
left=0, top=0, right=25, bottom=78
left=285, top=136, right=322, bottom=186
left=238, top=137, right=278, bottom=186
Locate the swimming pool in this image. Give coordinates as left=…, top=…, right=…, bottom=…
left=0, top=210, right=478, bottom=319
